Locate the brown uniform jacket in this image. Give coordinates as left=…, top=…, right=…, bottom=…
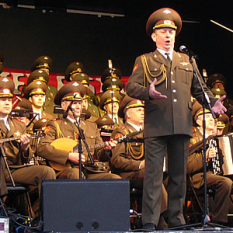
left=37, top=118, right=109, bottom=166
left=126, top=50, right=216, bottom=138
left=0, top=117, right=34, bottom=183
left=111, top=122, right=143, bottom=176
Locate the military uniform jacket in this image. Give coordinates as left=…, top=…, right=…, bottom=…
left=0, top=117, right=34, bottom=180
left=37, top=118, right=108, bottom=166
left=111, top=122, right=144, bottom=176
left=43, top=84, right=58, bottom=116
left=126, top=50, right=216, bottom=138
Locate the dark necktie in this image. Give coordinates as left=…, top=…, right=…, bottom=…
left=114, top=118, right=118, bottom=125
left=165, top=53, right=172, bottom=65
left=165, top=53, right=172, bottom=89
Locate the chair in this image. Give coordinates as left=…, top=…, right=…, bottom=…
left=4, top=184, right=34, bottom=218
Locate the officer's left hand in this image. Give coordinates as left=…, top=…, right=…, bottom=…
left=20, top=133, right=31, bottom=151
left=212, top=95, right=227, bottom=115
left=104, top=139, right=117, bottom=150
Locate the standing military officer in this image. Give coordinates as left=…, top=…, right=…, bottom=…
left=126, top=8, right=226, bottom=229
left=37, top=81, right=120, bottom=179
left=111, top=95, right=168, bottom=229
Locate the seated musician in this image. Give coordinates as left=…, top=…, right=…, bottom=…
left=187, top=101, right=233, bottom=225
left=0, top=77, right=56, bottom=194
left=110, top=95, right=168, bottom=230
left=37, top=81, right=121, bottom=179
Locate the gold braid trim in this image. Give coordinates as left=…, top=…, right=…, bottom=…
left=126, top=142, right=144, bottom=160
left=141, top=54, right=167, bottom=86
left=53, top=121, right=65, bottom=138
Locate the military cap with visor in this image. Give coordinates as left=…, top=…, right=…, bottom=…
left=27, top=70, right=49, bottom=85
left=102, top=78, right=123, bottom=92
left=11, top=98, right=33, bottom=119
left=192, top=101, right=211, bottom=127
left=33, top=118, right=51, bottom=132
left=216, top=114, right=229, bottom=129
left=146, top=8, right=182, bottom=36
left=95, top=116, right=114, bottom=129
left=207, top=73, right=226, bottom=89
left=101, top=67, right=122, bottom=83
left=54, top=81, right=86, bottom=105
left=25, top=80, right=47, bottom=99
left=65, top=62, right=85, bottom=81
left=31, top=56, right=52, bottom=72
left=0, top=77, right=15, bottom=98
left=71, top=73, right=89, bottom=86
left=118, top=95, right=144, bottom=118
left=99, top=90, right=122, bottom=110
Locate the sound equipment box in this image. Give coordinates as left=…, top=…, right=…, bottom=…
left=41, top=179, right=130, bottom=232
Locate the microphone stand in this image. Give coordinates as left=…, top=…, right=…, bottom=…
left=70, top=108, right=94, bottom=179
left=170, top=52, right=226, bottom=230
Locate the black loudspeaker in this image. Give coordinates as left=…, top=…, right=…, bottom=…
left=41, top=179, right=130, bottom=232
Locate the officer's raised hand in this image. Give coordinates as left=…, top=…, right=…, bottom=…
left=149, top=78, right=167, bottom=100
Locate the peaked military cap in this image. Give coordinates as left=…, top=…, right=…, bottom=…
left=14, top=98, right=32, bottom=111
left=192, top=101, right=211, bottom=122
left=101, top=67, right=122, bottom=83
left=99, top=90, right=122, bottom=110
left=54, top=81, right=85, bottom=105
left=118, top=95, right=144, bottom=118
left=207, top=73, right=226, bottom=88
left=95, top=116, right=114, bottom=128
left=0, top=77, right=15, bottom=98
left=71, top=73, right=89, bottom=85
left=102, top=78, right=123, bottom=92
left=11, top=98, right=33, bottom=118
left=31, top=56, right=52, bottom=71
left=27, top=69, right=49, bottom=85
left=25, top=80, right=47, bottom=98
left=33, top=118, right=50, bottom=132
left=65, top=62, right=85, bottom=81
left=146, top=8, right=182, bottom=36
left=217, top=114, right=229, bottom=129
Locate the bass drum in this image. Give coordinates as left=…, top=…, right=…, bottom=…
left=217, top=133, right=233, bottom=175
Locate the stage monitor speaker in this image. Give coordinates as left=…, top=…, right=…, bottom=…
left=41, top=179, right=130, bottom=232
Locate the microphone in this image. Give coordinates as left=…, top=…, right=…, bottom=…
left=179, top=45, right=189, bottom=54
left=179, top=45, right=198, bottom=59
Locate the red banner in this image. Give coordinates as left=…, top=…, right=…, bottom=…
left=2, top=68, right=129, bottom=95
